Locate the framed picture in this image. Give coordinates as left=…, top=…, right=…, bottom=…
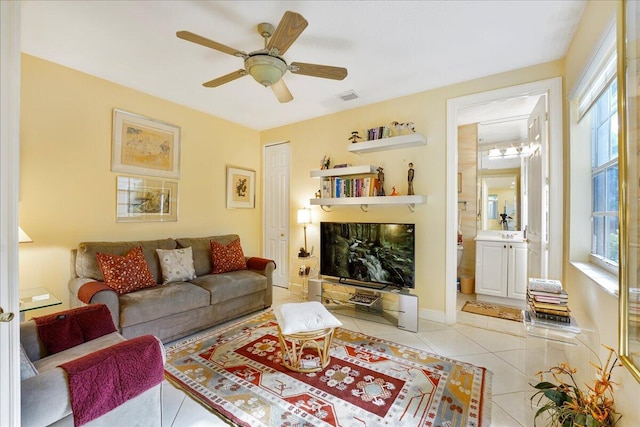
left=112, top=109, right=181, bottom=179
left=116, top=175, right=178, bottom=222
left=226, top=166, right=255, bottom=209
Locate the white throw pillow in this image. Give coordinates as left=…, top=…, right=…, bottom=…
left=274, top=301, right=342, bottom=335
left=20, top=344, right=38, bottom=380
left=156, top=247, right=196, bottom=284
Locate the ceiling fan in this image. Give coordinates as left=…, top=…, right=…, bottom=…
left=176, top=11, right=348, bottom=103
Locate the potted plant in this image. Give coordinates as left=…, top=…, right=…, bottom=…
left=530, top=344, right=622, bottom=427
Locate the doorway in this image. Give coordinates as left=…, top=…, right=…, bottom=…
left=445, top=77, right=563, bottom=324
left=264, top=142, right=290, bottom=288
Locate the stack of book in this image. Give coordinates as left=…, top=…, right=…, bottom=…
left=321, top=177, right=379, bottom=198
left=527, top=278, right=571, bottom=323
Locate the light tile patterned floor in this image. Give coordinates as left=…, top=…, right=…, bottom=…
left=161, top=287, right=581, bottom=427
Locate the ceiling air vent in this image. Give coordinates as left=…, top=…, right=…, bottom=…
left=337, top=90, right=359, bottom=101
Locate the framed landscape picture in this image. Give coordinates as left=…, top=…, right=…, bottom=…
left=116, top=175, right=178, bottom=222
left=226, top=166, right=255, bottom=209
left=112, top=109, right=181, bottom=179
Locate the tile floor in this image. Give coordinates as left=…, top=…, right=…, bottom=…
left=161, top=287, right=584, bottom=426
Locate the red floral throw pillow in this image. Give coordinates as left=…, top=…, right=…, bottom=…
left=96, top=246, right=156, bottom=295
left=210, top=239, right=247, bottom=274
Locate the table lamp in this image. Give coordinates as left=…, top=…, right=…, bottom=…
left=297, top=208, right=311, bottom=257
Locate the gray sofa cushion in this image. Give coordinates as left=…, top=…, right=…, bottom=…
left=191, top=270, right=267, bottom=305
left=175, top=234, right=239, bottom=277
left=119, top=282, right=210, bottom=327
left=75, top=239, right=177, bottom=284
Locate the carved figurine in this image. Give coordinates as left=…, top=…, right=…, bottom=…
left=407, top=162, right=415, bottom=195
left=377, top=167, right=385, bottom=196
left=348, top=131, right=362, bottom=143
left=320, top=155, right=331, bottom=170
left=390, top=186, right=399, bottom=196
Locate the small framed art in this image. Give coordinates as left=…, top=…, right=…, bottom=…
left=112, top=109, right=181, bottom=179
left=116, top=175, right=178, bottom=222
left=226, top=166, right=255, bottom=209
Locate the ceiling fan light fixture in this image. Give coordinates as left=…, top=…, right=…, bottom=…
left=244, top=55, right=287, bottom=87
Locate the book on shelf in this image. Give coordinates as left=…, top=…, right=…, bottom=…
left=322, top=178, right=333, bottom=198
left=528, top=288, right=568, bottom=299
left=528, top=277, right=563, bottom=293
left=348, top=293, right=380, bottom=307
left=530, top=300, right=570, bottom=312
left=533, top=311, right=571, bottom=323
left=532, top=295, right=568, bottom=305
left=527, top=302, right=571, bottom=323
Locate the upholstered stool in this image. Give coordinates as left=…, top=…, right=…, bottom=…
left=274, top=301, right=342, bottom=373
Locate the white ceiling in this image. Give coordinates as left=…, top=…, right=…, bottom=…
left=20, top=1, right=586, bottom=131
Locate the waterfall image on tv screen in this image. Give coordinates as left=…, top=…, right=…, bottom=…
left=320, top=222, right=415, bottom=288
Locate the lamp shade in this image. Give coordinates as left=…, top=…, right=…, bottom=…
left=244, top=55, right=287, bottom=87
left=18, top=226, right=33, bottom=243
left=297, top=208, right=311, bottom=225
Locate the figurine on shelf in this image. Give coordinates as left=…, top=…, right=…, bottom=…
left=377, top=166, right=385, bottom=196
left=348, top=131, right=362, bottom=143
left=391, top=121, right=416, bottom=135
left=315, top=190, right=321, bottom=198
left=320, top=155, right=331, bottom=170
left=407, top=162, right=415, bottom=195
left=390, top=186, right=399, bottom=196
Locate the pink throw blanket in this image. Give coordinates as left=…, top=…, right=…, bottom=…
left=60, top=335, right=164, bottom=426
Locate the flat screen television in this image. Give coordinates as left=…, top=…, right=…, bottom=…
left=320, top=222, right=415, bottom=289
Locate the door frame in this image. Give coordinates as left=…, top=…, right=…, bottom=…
left=445, top=77, right=563, bottom=324
left=0, top=1, right=22, bottom=425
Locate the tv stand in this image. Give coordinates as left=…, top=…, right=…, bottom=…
left=308, top=278, right=419, bottom=332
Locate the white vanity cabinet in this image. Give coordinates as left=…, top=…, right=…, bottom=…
left=475, top=240, right=527, bottom=301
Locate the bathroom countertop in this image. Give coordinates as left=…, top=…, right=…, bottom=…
left=474, top=231, right=526, bottom=242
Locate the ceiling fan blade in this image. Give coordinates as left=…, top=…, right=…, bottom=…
left=267, top=11, right=308, bottom=56
left=290, top=62, right=348, bottom=80
left=271, top=79, right=293, bottom=103
left=203, top=69, right=247, bottom=88
left=177, top=31, right=247, bottom=57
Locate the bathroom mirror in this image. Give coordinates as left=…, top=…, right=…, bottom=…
left=619, top=0, right=640, bottom=382
left=478, top=171, right=520, bottom=231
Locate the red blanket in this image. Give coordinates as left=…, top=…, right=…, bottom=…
left=247, top=257, right=276, bottom=271
left=77, top=281, right=113, bottom=304
left=60, top=335, right=164, bottom=426
left=34, top=304, right=116, bottom=355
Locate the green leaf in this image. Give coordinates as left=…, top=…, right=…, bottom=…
left=532, top=381, right=557, bottom=390
left=543, top=389, right=569, bottom=406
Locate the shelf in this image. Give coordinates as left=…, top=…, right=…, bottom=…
left=522, top=310, right=581, bottom=344
left=310, top=278, right=419, bottom=332
left=310, top=164, right=377, bottom=178
left=310, top=195, right=426, bottom=212
left=348, top=133, right=427, bottom=154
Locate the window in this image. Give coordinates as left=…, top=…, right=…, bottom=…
left=590, top=78, right=618, bottom=271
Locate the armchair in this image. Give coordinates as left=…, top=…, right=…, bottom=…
left=20, top=304, right=165, bottom=427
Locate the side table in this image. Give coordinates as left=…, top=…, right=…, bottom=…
left=19, top=287, right=61, bottom=321
left=289, top=256, right=319, bottom=299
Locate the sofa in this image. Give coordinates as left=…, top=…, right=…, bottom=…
left=20, top=304, right=165, bottom=427
left=68, top=234, right=275, bottom=343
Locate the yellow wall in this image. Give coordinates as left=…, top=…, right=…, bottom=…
left=19, top=54, right=262, bottom=315
left=261, top=60, right=563, bottom=318
left=564, top=1, right=640, bottom=425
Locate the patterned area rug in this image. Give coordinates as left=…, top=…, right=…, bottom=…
left=461, top=300, right=523, bottom=322
left=165, top=310, right=492, bottom=427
